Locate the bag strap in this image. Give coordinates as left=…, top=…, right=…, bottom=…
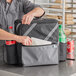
left=23, top=23, right=58, bottom=41
left=44, top=23, right=58, bottom=41
left=23, top=23, right=37, bottom=36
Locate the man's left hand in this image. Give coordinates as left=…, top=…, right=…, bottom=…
left=22, top=13, right=34, bottom=25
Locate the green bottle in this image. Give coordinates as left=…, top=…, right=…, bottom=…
left=59, top=25, right=67, bottom=43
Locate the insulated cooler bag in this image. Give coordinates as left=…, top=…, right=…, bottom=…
left=3, top=18, right=59, bottom=66
left=14, top=18, right=59, bottom=66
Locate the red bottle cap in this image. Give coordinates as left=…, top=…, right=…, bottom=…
left=9, top=26, right=13, bottom=29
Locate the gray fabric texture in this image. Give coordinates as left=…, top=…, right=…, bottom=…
left=0, top=0, right=40, bottom=30
left=59, top=43, right=67, bottom=61
left=22, top=44, right=59, bottom=66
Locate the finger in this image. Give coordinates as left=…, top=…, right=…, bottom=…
left=26, top=38, right=29, bottom=45
left=28, top=39, right=32, bottom=45
left=26, top=38, right=32, bottom=45
left=22, top=16, right=25, bottom=24
left=22, top=16, right=24, bottom=24
left=28, top=16, right=34, bottom=25
left=27, top=37, right=32, bottom=43
left=27, top=40, right=30, bottom=46
left=28, top=40, right=31, bottom=45
left=29, top=38, right=32, bottom=43
left=29, top=40, right=32, bottom=45
left=23, top=42, right=26, bottom=45
left=26, top=41, right=28, bottom=46
left=24, top=16, right=29, bottom=24
left=27, top=16, right=32, bottom=25
left=24, top=36, right=32, bottom=45
left=23, top=39, right=27, bottom=45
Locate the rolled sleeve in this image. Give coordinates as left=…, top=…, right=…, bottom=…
left=22, top=0, right=41, bottom=14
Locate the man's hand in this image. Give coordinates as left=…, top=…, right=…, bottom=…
left=22, top=7, right=44, bottom=25
left=0, top=28, right=32, bottom=45
left=22, top=13, right=34, bottom=25
left=16, top=36, right=32, bottom=46
left=6, top=0, right=12, bottom=3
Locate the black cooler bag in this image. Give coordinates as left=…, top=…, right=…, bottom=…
left=14, top=18, right=59, bottom=66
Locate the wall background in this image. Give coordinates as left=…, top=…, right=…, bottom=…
left=29, top=0, right=56, bottom=3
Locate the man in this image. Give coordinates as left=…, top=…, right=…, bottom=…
left=0, top=0, right=44, bottom=45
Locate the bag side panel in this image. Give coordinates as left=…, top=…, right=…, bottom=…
left=22, top=44, right=59, bottom=66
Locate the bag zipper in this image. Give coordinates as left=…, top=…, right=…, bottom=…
left=22, top=43, right=58, bottom=47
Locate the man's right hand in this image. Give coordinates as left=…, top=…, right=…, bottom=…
left=15, top=36, right=32, bottom=46
left=6, top=0, right=12, bottom=3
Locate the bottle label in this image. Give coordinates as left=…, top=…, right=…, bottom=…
left=59, top=27, right=67, bottom=43
left=6, top=41, right=16, bottom=45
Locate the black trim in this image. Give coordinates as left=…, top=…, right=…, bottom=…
left=35, top=11, right=45, bottom=19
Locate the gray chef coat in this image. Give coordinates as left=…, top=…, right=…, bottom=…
left=0, top=0, right=41, bottom=31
